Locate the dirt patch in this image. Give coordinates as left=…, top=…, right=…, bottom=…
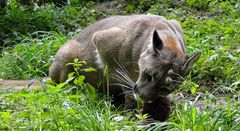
left=0, top=79, right=43, bottom=90
left=91, top=0, right=127, bottom=18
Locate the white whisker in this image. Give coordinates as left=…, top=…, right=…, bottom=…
left=114, top=60, right=131, bottom=76
left=171, top=79, right=183, bottom=83
left=172, top=72, right=185, bottom=80
left=126, top=61, right=138, bottom=64
left=123, top=93, right=134, bottom=98
left=135, top=70, right=140, bottom=73
left=116, top=69, right=135, bottom=86
left=114, top=60, right=135, bottom=85
left=111, top=83, right=133, bottom=90
left=120, top=90, right=134, bottom=95
left=111, top=74, right=132, bottom=86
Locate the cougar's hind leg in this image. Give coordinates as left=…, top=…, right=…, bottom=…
left=49, top=61, right=72, bottom=84
left=49, top=41, right=79, bottom=83
left=49, top=62, right=61, bottom=83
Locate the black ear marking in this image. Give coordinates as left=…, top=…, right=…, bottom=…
left=153, top=29, right=163, bottom=52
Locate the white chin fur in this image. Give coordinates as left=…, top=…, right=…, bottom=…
left=146, top=101, right=153, bottom=103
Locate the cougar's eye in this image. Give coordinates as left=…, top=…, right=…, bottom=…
left=145, top=72, right=153, bottom=82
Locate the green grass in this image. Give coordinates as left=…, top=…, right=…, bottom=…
left=1, top=80, right=239, bottom=130
left=0, top=31, right=69, bottom=79
left=0, top=0, right=240, bottom=130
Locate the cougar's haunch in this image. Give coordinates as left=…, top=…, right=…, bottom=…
left=49, top=14, right=200, bottom=113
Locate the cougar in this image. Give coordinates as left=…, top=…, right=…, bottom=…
left=49, top=14, right=201, bottom=108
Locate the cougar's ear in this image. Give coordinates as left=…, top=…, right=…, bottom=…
left=153, top=29, right=163, bottom=53
left=182, top=52, right=201, bottom=76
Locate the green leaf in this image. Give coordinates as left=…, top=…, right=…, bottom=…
left=85, top=83, right=96, bottom=100
left=17, top=110, right=31, bottom=118
left=74, top=58, right=79, bottom=63
left=73, top=75, right=85, bottom=86
left=190, top=82, right=199, bottom=94
left=82, top=67, right=97, bottom=72
left=192, top=107, right=197, bottom=125
left=69, top=95, right=81, bottom=99
left=65, top=76, right=75, bottom=83
left=56, top=82, right=67, bottom=89
left=209, top=94, right=217, bottom=104
left=0, top=111, right=12, bottom=119
left=68, top=72, right=75, bottom=78
left=14, top=93, right=32, bottom=98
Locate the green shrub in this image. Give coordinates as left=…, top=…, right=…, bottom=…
left=150, top=93, right=240, bottom=130
left=0, top=31, right=69, bottom=79
left=185, top=0, right=212, bottom=10
left=0, top=0, right=102, bottom=47
left=0, top=60, right=142, bottom=130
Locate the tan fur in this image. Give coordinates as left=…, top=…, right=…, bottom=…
left=165, top=37, right=185, bottom=58
left=49, top=14, right=200, bottom=108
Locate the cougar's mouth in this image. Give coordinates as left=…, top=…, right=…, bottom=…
left=158, top=87, right=172, bottom=97
left=133, top=92, right=144, bottom=103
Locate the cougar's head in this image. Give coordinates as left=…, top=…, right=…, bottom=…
left=134, top=30, right=201, bottom=103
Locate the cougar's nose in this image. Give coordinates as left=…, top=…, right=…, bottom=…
left=133, top=83, right=141, bottom=94
left=133, top=84, right=137, bottom=92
